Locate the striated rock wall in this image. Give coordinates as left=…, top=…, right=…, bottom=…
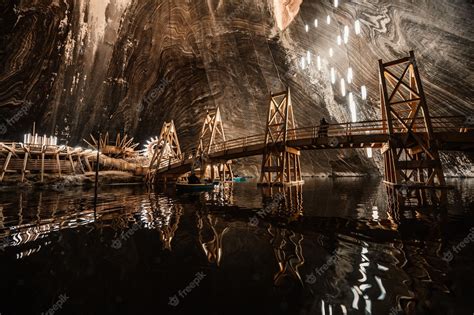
left=0, top=0, right=472, bottom=176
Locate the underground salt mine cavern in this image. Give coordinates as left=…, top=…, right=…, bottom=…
left=0, top=0, right=473, bottom=314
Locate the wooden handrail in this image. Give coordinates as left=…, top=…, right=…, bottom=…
left=149, top=115, right=470, bottom=172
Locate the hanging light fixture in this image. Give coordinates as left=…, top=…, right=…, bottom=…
left=327, top=15, right=331, bottom=25
left=361, top=85, right=367, bottom=100
left=337, top=35, right=342, bottom=45
left=314, top=19, right=318, bottom=28
left=355, top=20, right=361, bottom=35
left=349, top=92, right=357, bottom=122
left=329, top=47, right=334, bottom=57
left=317, top=55, right=321, bottom=70
left=307, top=51, right=311, bottom=64
left=340, top=78, right=346, bottom=96
left=343, top=25, right=350, bottom=43
left=347, top=67, right=353, bottom=83
left=366, top=148, right=373, bottom=158
left=334, top=0, right=339, bottom=8
left=305, top=24, right=309, bottom=32
left=330, top=67, right=336, bottom=84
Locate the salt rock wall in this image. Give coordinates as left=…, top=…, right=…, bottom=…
left=0, top=0, right=472, bottom=176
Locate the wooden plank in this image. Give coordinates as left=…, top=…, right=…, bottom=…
left=382, top=56, right=410, bottom=67
left=67, top=149, right=76, bottom=175
left=0, top=152, right=12, bottom=182
left=41, top=152, right=45, bottom=182
left=285, top=147, right=300, bottom=155
left=21, top=152, right=28, bottom=182
left=56, top=153, right=62, bottom=177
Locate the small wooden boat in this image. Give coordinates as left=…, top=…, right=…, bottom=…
left=175, top=182, right=215, bottom=192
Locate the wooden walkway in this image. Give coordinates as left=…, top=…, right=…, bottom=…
left=153, top=115, right=472, bottom=175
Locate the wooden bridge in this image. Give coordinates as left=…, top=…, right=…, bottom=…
left=150, top=115, right=471, bottom=173
left=147, top=51, right=473, bottom=207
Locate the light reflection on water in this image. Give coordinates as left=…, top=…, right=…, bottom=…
left=0, top=178, right=473, bottom=314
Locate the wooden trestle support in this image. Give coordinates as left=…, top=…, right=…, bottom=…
left=196, top=107, right=233, bottom=182
left=259, top=88, right=303, bottom=186
left=0, top=142, right=95, bottom=183
left=379, top=51, right=447, bottom=208
left=146, top=120, right=183, bottom=184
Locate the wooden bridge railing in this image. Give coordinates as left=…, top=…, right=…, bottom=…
left=154, top=115, right=470, bottom=172
left=208, top=115, right=468, bottom=154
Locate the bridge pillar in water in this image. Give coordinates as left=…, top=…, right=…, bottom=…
left=259, top=88, right=303, bottom=186
left=197, top=107, right=233, bottom=182
left=379, top=51, right=447, bottom=207
left=146, top=120, right=183, bottom=184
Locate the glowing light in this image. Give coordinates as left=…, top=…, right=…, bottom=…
left=375, top=276, right=386, bottom=300
left=301, top=57, right=306, bottom=69
left=305, top=24, right=309, bottom=32
left=349, top=92, right=357, bottom=122
left=347, top=67, right=353, bottom=83
left=317, top=55, right=321, bottom=70
left=355, top=19, right=361, bottom=35
left=334, top=0, right=339, bottom=8
left=307, top=50, right=311, bottom=64
left=364, top=295, right=372, bottom=314
left=314, top=19, right=318, bottom=28
left=329, top=47, right=334, bottom=57
left=361, top=85, right=367, bottom=100
left=327, top=15, right=331, bottom=25
left=330, top=67, right=336, bottom=84
left=337, top=35, right=342, bottom=45
left=366, top=148, right=373, bottom=158
left=340, top=78, right=346, bottom=96
left=343, top=25, right=350, bottom=43
left=371, top=205, right=378, bottom=219
left=351, top=287, right=360, bottom=310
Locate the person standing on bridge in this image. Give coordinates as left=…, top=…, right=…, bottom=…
left=318, top=117, right=329, bottom=137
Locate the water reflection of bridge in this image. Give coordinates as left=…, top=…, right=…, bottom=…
left=0, top=183, right=462, bottom=313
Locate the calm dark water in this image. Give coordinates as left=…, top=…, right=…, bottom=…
left=0, top=178, right=473, bottom=315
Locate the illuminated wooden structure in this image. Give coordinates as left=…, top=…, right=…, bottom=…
left=196, top=107, right=233, bottom=181
left=379, top=51, right=447, bottom=206
left=0, top=142, right=88, bottom=183
left=147, top=120, right=183, bottom=184
left=259, top=88, right=302, bottom=186
left=84, top=132, right=139, bottom=159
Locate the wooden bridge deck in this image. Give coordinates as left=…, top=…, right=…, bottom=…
left=154, top=116, right=473, bottom=175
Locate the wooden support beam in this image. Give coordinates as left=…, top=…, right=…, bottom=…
left=1, top=152, right=12, bottom=182
left=21, top=152, right=28, bottom=182
left=396, top=160, right=440, bottom=170
left=67, top=148, right=76, bottom=175
left=56, top=153, right=62, bottom=177
left=40, top=152, right=45, bottom=183
left=379, top=51, right=446, bottom=208
left=259, top=88, right=302, bottom=186
left=83, top=156, right=93, bottom=172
